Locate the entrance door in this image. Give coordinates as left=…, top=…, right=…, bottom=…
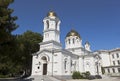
left=43, top=64, right=47, bottom=75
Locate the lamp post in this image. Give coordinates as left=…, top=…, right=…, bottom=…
left=52, top=49, right=54, bottom=76
left=96, top=62, right=99, bottom=75
left=83, top=48, right=85, bottom=72
left=96, top=56, right=99, bottom=75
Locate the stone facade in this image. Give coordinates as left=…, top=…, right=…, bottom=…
left=96, top=48, right=120, bottom=76
left=31, top=11, right=120, bottom=76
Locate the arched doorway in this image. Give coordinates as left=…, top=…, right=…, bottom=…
left=41, top=56, right=47, bottom=75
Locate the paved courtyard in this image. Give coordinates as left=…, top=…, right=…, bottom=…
left=28, top=75, right=120, bottom=81
left=0, top=76, right=119, bottom=81
left=67, top=77, right=120, bottom=81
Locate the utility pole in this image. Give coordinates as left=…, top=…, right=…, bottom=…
left=83, top=48, right=85, bottom=72
left=52, top=49, right=54, bottom=76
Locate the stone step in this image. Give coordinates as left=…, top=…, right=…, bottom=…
left=26, top=75, right=61, bottom=81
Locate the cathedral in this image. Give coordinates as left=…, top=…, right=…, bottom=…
left=31, top=11, right=120, bottom=76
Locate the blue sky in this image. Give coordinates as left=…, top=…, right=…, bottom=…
left=10, top=0, right=120, bottom=51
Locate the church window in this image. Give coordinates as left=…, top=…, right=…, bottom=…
left=41, top=56, right=47, bottom=60
left=116, top=53, right=119, bottom=58
left=64, top=60, right=67, bottom=70
left=112, top=68, right=115, bottom=73
left=107, top=68, right=110, bottom=73
left=76, top=37, right=78, bottom=39
left=73, top=38, right=75, bottom=44
left=113, top=61, right=115, bottom=65
left=117, top=60, right=120, bottom=65
left=65, top=60, right=67, bottom=70
left=68, top=39, right=70, bottom=44
left=118, top=68, right=120, bottom=73
left=46, top=20, right=49, bottom=29
left=112, top=54, right=114, bottom=59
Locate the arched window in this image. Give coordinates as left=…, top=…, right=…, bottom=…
left=64, top=60, right=67, bottom=70
left=73, top=38, right=75, bottom=44
left=64, top=58, right=67, bottom=70
left=71, top=60, right=72, bottom=67
left=68, top=39, right=70, bottom=44
left=112, top=68, right=115, bottom=73
left=46, top=20, right=49, bottom=29
left=41, top=56, right=47, bottom=60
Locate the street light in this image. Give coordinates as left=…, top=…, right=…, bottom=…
left=95, top=55, right=100, bottom=75
left=83, top=48, right=85, bottom=72
left=52, top=49, right=54, bottom=76
left=96, top=62, right=99, bottom=75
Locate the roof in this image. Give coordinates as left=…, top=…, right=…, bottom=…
left=66, top=29, right=81, bottom=38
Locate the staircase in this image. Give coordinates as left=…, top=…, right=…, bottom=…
left=26, top=75, right=61, bottom=81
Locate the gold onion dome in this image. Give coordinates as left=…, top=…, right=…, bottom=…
left=66, top=29, right=81, bottom=38
left=47, top=11, right=57, bottom=17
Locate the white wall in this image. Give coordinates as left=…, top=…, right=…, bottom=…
left=100, top=53, right=111, bottom=67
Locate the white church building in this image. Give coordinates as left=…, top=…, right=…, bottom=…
left=31, top=11, right=120, bottom=76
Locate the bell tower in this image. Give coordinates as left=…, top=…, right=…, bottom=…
left=40, top=11, right=62, bottom=50
left=43, top=11, right=61, bottom=43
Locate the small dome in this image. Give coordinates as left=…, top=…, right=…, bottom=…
left=85, top=41, right=90, bottom=45
left=66, top=29, right=81, bottom=38
left=47, top=11, right=57, bottom=17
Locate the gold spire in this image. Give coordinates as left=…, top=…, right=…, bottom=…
left=47, top=11, right=57, bottom=17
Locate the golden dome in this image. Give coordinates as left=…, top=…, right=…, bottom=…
left=47, top=11, right=57, bottom=17
left=66, top=29, right=81, bottom=38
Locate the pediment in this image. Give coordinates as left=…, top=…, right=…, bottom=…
left=37, top=49, right=52, bottom=55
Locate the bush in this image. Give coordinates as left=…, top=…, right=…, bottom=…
left=88, top=75, right=96, bottom=80
left=85, top=71, right=90, bottom=78
left=95, top=75, right=102, bottom=79
left=0, top=74, right=9, bottom=78
left=81, top=71, right=90, bottom=79
left=72, top=71, right=81, bottom=79
left=72, top=71, right=91, bottom=79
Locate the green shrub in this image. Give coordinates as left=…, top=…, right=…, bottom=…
left=0, top=74, right=9, bottom=78
left=85, top=71, right=90, bottom=78
left=72, top=71, right=91, bottom=79
left=72, top=71, right=81, bottom=79
left=81, top=72, right=86, bottom=79
left=81, top=71, right=90, bottom=79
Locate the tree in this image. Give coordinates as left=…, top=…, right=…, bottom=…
left=16, top=30, right=43, bottom=76
left=0, top=0, right=43, bottom=77
left=0, top=0, right=18, bottom=45
left=0, top=0, right=18, bottom=77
